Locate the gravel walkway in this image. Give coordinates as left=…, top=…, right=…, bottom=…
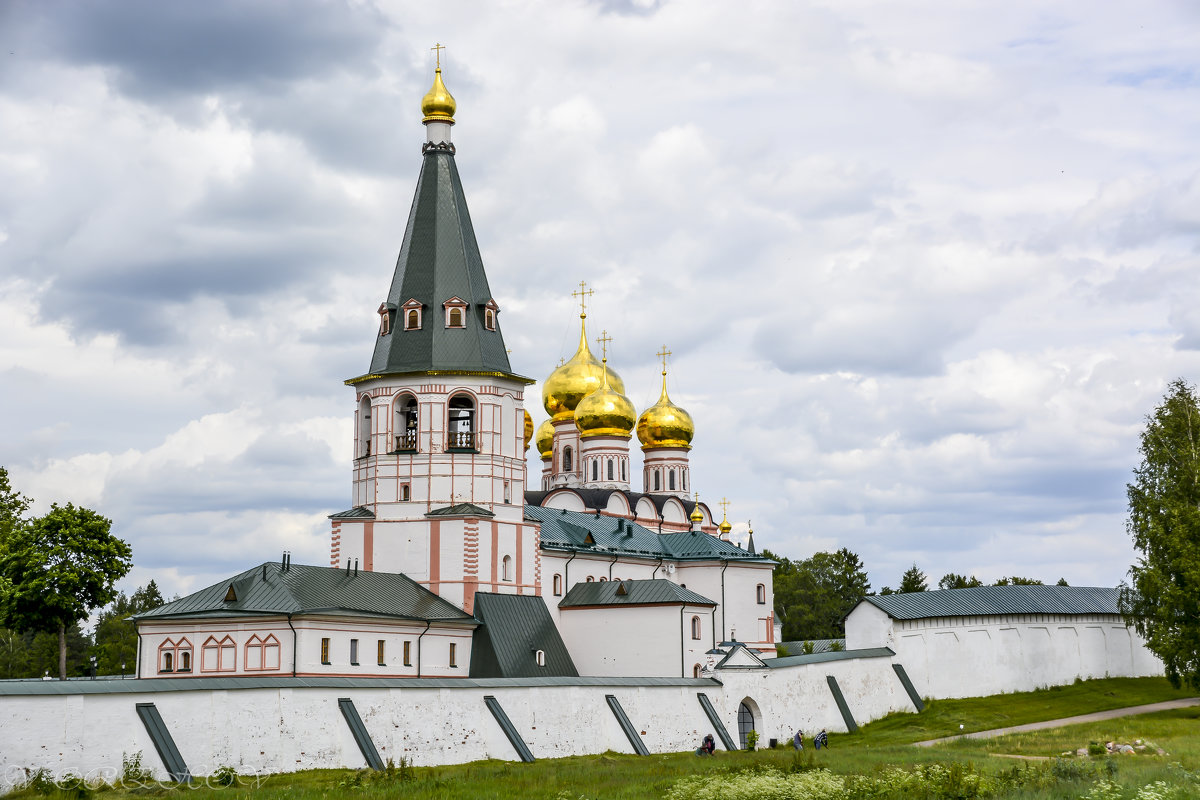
left=913, top=697, right=1200, bottom=747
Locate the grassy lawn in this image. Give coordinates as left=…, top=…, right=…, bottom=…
left=4, top=677, right=1196, bottom=800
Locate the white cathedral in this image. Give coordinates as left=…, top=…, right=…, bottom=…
left=131, top=62, right=777, bottom=683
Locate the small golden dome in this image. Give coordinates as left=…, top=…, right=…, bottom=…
left=636, top=374, right=694, bottom=451
left=542, top=316, right=625, bottom=420
left=523, top=409, right=534, bottom=451
left=718, top=515, right=732, bottom=536
left=534, top=418, right=554, bottom=458
left=690, top=503, right=704, bottom=523
left=575, top=383, right=637, bottom=438
left=421, top=67, right=456, bottom=123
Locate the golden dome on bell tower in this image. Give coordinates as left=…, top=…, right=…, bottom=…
left=523, top=409, right=534, bottom=451
left=542, top=282, right=625, bottom=420
left=534, top=418, right=554, bottom=458
left=421, top=44, right=456, bottom=123
left=636, top=348, right=694, bottom=450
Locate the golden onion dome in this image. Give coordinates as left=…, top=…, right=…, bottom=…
left=421, top=67, right=456, bottom=123
left=574, top=364, right=637, bottom=438
left=542, top=316, right=625, bottom=420
left=636, top=373, right=694, bottom=451
left=523, top=409, right=534, bottom=451
left=718, top=515, right=732, bottom=536
left=534, top=418, right=554, bottom=459
left=689, top=503, right=704, bottom=523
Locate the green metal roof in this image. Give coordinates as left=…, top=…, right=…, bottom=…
left=357, top=149, right=525, bottom=382
left=469, top=593, right=578, bottom=678
left=777, top=639, right=846, bottom=655
left=0, top=675, right=715, bottom=696
left=525, top=506, right=774, bottom=564
left=559, top=579, right=716, bottom=608
left=427, top=503, right=494, bottom=518
left=762, top=647, right=895, bottom=669
left=329, top=506, right=375, bottom=520
left=134, top=563, right=475, bottom=624
left=862, top=585, right=1122, bottom=620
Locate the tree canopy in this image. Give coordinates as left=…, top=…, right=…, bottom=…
left=1120, top=378, right=1200, bottom=690
left=898, top=563, right=928, bottom=593
left=0, top=502, right=133, bottom=678
left=938, top=573, right=984, bottom=590
left=768, top=547, right=870, bottom=641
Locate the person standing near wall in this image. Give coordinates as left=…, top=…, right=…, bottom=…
left=793, top=730, right=804, bottom=749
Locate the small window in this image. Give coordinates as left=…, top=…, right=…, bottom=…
left=592, top=460, right=598, bottom=481
left=535, top=649, right=546, bottom=667
left=562, top=446, right=573, bottom=473
left=449, top=642, right=457, bottom=668
left=401, top=483, right=411, bottom=501
left=693, top=663, right=702, bottom=678
left=378, top=302, right=392, bottom=336
left=586, top=576, right=594, bottom=583
left=621, top=460, right=626, bottom=482
left=485, top=308, right=496, bottom=330
left=407, top=309, right=419, bottom=329
left=607, top=459, right=614, bottom=481
left=683, top=471, right=688, bottom=491
left=179, top=649, right=191, bottom=672
left=449, top=307, right=463, bottom=327
left=756, top=584, right=766, bottom=605
left=162, top=651, right=173, bottom=673
left=691, top=615, right=702, bottom=640
left=377, top=640, right=386, bottom=666
left=669, top=470, right=676, bottom=491
left=599, top=576, right=607, bottom=582
left=654, top=470, right=661, bottom=491
left=503, top=480, right=510, bottom=504
left=350, top=639, right=359, bottom=665
left=403, top=641, right=412, bottom=667
left=502, top=555, right=513, bottom=581
left=553, top=574, right=562, bottom=596
left=321, top=637, right=331, bottom=665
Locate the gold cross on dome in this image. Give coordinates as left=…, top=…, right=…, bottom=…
left=431, top=42, right=446, bottom=68
left=719, top=497, right=731, bottom=517
left=571, top=281, right=594, bottom=318
left=657, top=345, right=672, bottom=375
left=596, top=330, right=613, bottom=361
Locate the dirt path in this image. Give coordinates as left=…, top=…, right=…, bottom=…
left=914, top=697, right=1200, bottom=747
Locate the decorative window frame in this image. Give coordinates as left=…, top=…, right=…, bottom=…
left=245, top=634, right=281, bottom=672
left=402, top=298, right=424, bottom=331
left=691, top=616, right=702, bottom=640
left=756, top=584, right=766, bottom=605
left=378, top=302, right=396, bottom=336
left=443, top=296, right=468, bottom=329
left=158, top=638, right=176, bottom=673
left=201, top=635, right=237, bottom=673
left=484, top=299, right=499, bottom=331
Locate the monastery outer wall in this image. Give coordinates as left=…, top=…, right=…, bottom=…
left=845, top=605, right=1164, bottom=700
left=0, top=654, right=909, bottom=789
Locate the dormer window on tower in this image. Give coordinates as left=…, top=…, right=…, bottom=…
left=443, top=297, right=468, bottom=328
left=484, top=299, right=499, bottom=331
left=402, top=298, right=423, bottom=331
left=378, top=302, right=396, bottom=336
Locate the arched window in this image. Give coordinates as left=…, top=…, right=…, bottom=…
left=395, top=396, right=418, bottom=451
left=693, top=663, right=702, bottom=678
left=159, top=639, right=175, bottom=673
left=401, top=484, right=411, bottom=501
left=358, top=396, right=372, bottom=458
left=449, top=307, right=463, bottom=327
left=683, top=471, right=687, bottom=491
left=448, top=395, right=476, bottom=450
left=563, top=446, right=573, bottom=472
left=535, top=649, right=546, bottom=667
left=586, top=576, right=594, bottom=582
left=669, top=470, right=676, bottom=491
left=621, top=460, right=626, bottom=482
left=691, top=616, right=702, bottom=640
left=502, top=555, right=513, bottom=581
left=654, top=470, right=661, bottom=491
left=553, top=574, right=562, bottom=596
left=607, top=459, right=614, bottom=480
left=756, top=584, right=766, bottom=605
left=485, top=308, right=495, bottom=330
left=179, top=647, right=191, bottom=672
left=592, top=460, right=599, bottom=481
left=378, top=303, right=391, bottom=336
left=407, top=309, right=420, bottom=329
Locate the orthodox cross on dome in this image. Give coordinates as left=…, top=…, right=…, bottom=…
left=657, top=345, right=672, bottom=376
left=596, top=329, right=612, bottom=361
left=719, top=497, right=731, bottom=517
left=572, top=281, right=594, bottom=319
left=431, top=42, right=446, bottom=68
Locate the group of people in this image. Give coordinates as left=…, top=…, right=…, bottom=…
left=695, top=728, right=828, bottom=756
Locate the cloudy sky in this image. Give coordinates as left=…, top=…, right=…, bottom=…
left=2, top=0, right=1198, bottom=601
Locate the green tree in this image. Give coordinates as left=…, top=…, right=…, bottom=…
left=1120, top=378, right=1200, bottom=690
left=0, top=503, right=132, bottom=679
left=938, top=573, right=983, bottom=590
left=768, top=547, right=870, bottom=641
left=93, top=581, right=164, bottom=676
left=898, top=563, right=928, bottom=593
left=0, top=467, right=31, bottom=547
left=994, top=576, right=1043, bottom=585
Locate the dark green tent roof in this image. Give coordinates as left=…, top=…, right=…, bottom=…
left=559, top=579, right=716, bottom=608
left=134, top=563, right=475, bottom=624
left=469, top=593, right=578, bottom=678
left=353, top=148, right=527, bottom=382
